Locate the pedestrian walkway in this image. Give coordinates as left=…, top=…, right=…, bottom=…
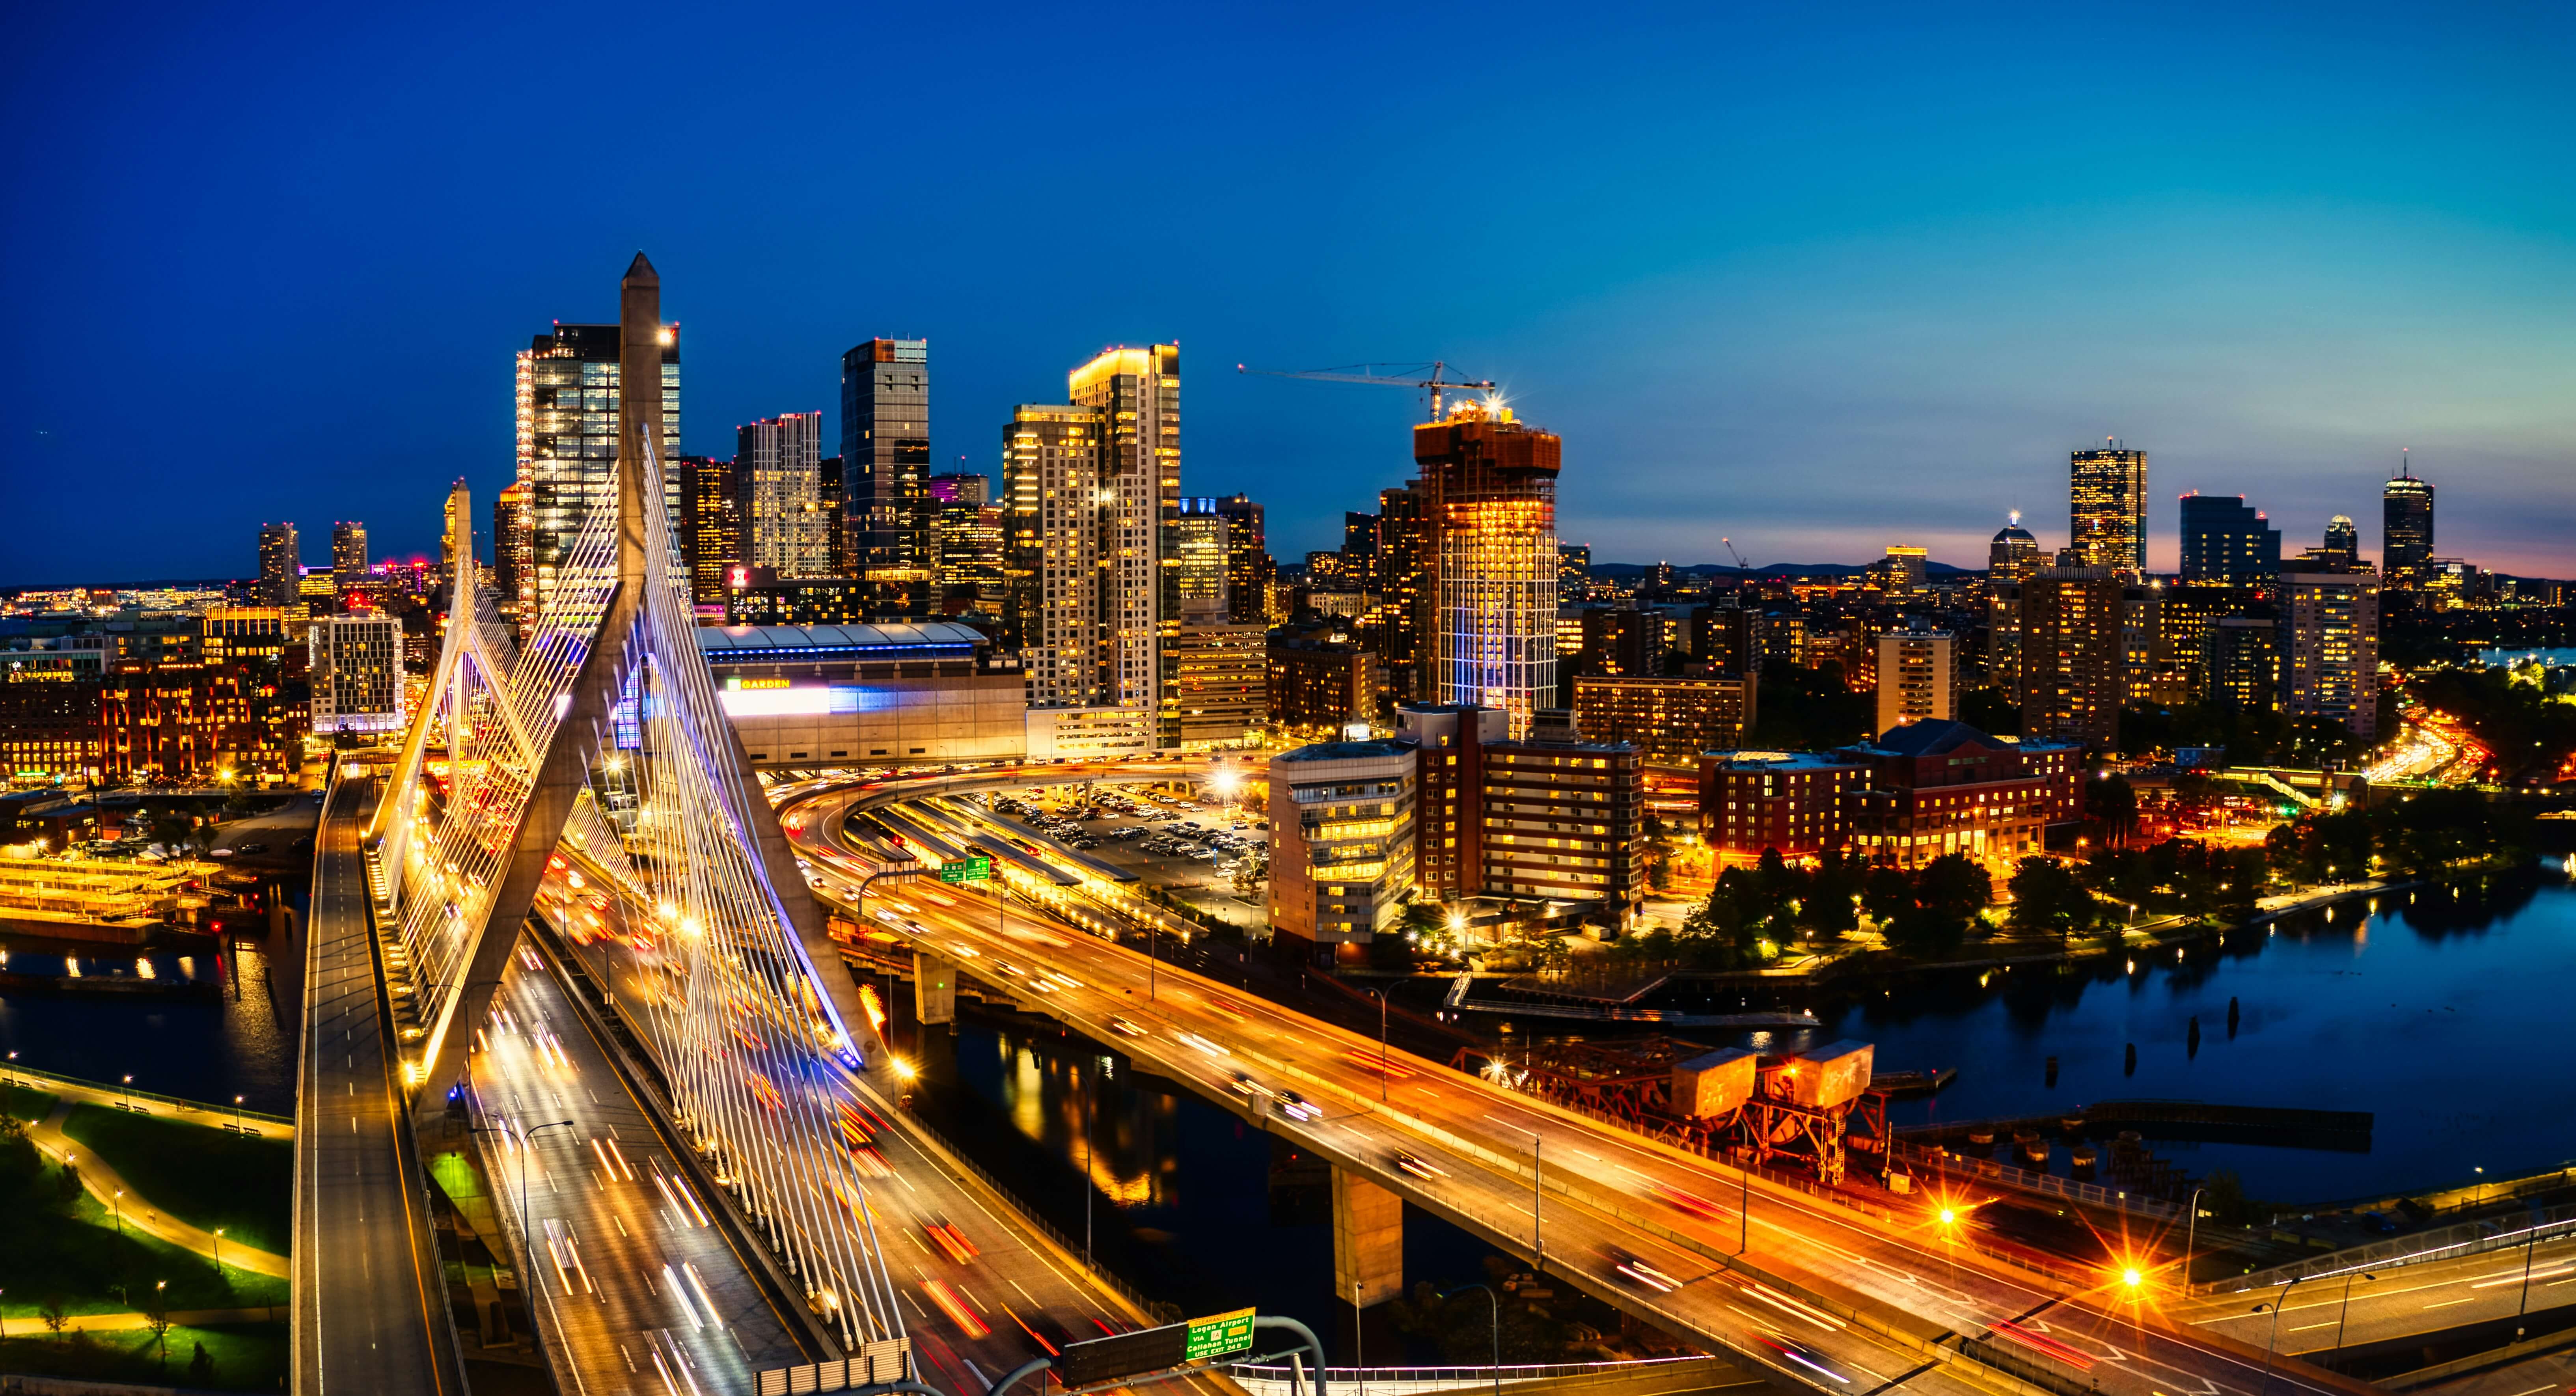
left=24, top=1101, right=290, bottom=1280
left=0, top=1304, right=285, bottom=1336
left=1, top=1064, right=292, bottom=1143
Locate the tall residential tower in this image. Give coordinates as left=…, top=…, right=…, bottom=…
left=1414, top=398, right=1560, bottom=736
left=841, top=339, right=930, bottom=578
left=2069, top=443, right=2147, bottom=577
left=514, top=319, right=680, bottom=630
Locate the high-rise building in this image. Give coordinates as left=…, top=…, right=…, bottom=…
left=257, top=523, right=299, bottom=607
left=1396, top=703, right=1640, bottom=923
left=1875, top=628, right=1956, bottom=732
left=440, top=483, right=471, bottom=593
left=330, top=521, right=368, bottom=595
left=2318, top=514, right=2360, bottom=571
left=1266, top=737, right=1419, bottom=956
left=1210, top=494, right=1274, bottom=625
left=308, top=613, right=405, bottom=736
left=1341, top=511, right=1381, bottom=591
left=842, top=339, right=930, bottom=576
left=1414, top=399, right=1560, bottom=736
left=1572, top=675, right=1755, bottom=761
left=1003, top=403, right=1108, bottom=705
left=515, top=319, right=679, bottom=630
left=1988, top=513, right=2041, bottom=582
left=1877, top=546, right=1929, bottom=596
left=1171, top=500, right=1232, bottom=623
left=2017, top=563, right=2125, bottom=749
left=492, top=483, right=531, bottom=625
left=1557, top=543, right=1592, bottom=601
left=1067, top=346, right=1179, bottom=716
left=2383, top=463, right=2434, bottom=587
left=2178, top=494, right=2280, bottom=584
left=2203, top=616, right=2283, bottom=712
left=927, top=473, right=989, bottom=506
left=2283, top=570, right=2380, bottom=740
left=677, top=455, right=740, bottom=606
left=1371, top=483, right=1430, bottom=701
left=1156, top=623, right=1266, bottom=750
left=816, top=455, right=846, bottom=577
left=1267, top=631, right=1379, bottom=731
left=736, top=413, right=830, bottom=578
left=2069, top=443, right=2148, bottom=576
left=933, top=503, right=1005, bottom=589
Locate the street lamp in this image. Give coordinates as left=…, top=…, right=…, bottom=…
left=1439, top=1283, right=1503, bottom=1396
left=112, top=1188, right=125, bottom=1243
left=474, top=1118, right=576, bottom=1274
left=2184, top=1184, right=2208, bottom=1290
left=121, top=1074, right=134, bottom=1113
left=232, top=1095, right=245, bottom=1137
left=2252, top=1274, right=2309, bottom=1396
left=1364, top=988, right=1388, bottom=1102
left=2334, top=1271, right=2378, bottom=1348
left=212, top=1227, right=226, bottom=1280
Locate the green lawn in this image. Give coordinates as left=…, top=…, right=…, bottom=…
left=1, top=1084, right=56, bottom=1124
left=59, top=1101, right=293, bottom=1258
left=0, top=1187, right=287, bottom=1319
left=0, top=1321, right=287, bottom=1392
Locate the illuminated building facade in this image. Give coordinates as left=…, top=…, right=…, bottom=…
left=2283, top=570, right=2380, bottom=739
left=1210, top=494, right=1276, bottom=625
left=1372, top=483, right=1430, bottom=702
left=1874, top=628, right=1956, bottom=732
left=2015, top=563, right=2125, bottom=749
left=2069, top=444, right=2147, bottom=576
left=331, top=521, right=368, bottom=591
left=1572, top=675, right=1755, bottom=762
left=1068, top=345, right=1179, bottom=715
left=1414, top=400, right=1560, bottom=736
left=2203, top=615, right=2283, bottom=712
left=678, top=455, right=740, bottom=607
left=1399, top=703, right=1640, bottom=928
left=2178, top=494, right=2279, bottom=584
left=2383, top=465, right=2434, bottom=587
left=1699, top=751, right=1859, bottom=860
left=99, top=662, right=258, bottom=783
left=440, top=483, right=470, bottom=593
left=698, top=622, right=1024, bottom=766
left=842, top=338, right=931, bottom=576
left=1843, top=720, right=2084, bottom=869
left=513, top=320, right=680, bottom=632
left=1267, top=632, right=1378, bottom=732
left=0, top=678, right=100, bottom=785
left=1002, top=403, right=1108, bottom=705
left=1156, top=622, right=1267, bottom=750
left=308, top=613, right=404, bottom=736
left=491, top=483, right=531, bottom=626
left=1267, top=738, right=1419, bottom=958
left=258, top=522, right=299, bottom=606
left=737, top=412, right=830, bottom=578
left=1988, top=513, right=2041, bottom=581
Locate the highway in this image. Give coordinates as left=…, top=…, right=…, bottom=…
left=786, top=769, right=2378, bottom=1396
left=2184, top=1228, right=2576, bottom=1360
left=525, top=859, right=1245, bottom=1396
left=292, top=773, right=466, bottom=1396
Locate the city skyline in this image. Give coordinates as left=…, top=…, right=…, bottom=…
left=9, top=4, right=2576, bottom=585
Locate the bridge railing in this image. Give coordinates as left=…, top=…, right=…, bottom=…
left=2197, top=1202, right=2576, bottom=1295
left=0, top=1060, right=294, bottom=1128
left=1888, top=1140, right=2185, bottom=1223
left=1228, top=1357, right=1713, bottom=1396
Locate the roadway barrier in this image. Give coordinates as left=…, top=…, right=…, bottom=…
left=2198, top=1202, right=2576, bottom=1296
left=1888, top=1140, right=2185, bottom=1223
left=1228, top=1357, right=1726, bottom=1396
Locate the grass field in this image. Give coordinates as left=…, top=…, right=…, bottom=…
left=1, top=1083, right=56, bottom=1123
left=0, top=1187, right=287, bottom=1319
left=0, top=1320, right=287, bottom=1392
left=59, top=1100, right=293, bottom=1257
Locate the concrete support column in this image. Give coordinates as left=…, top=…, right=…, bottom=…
left=913, top=949, right=955, bottom=1025
left=1331, top=1166, right=1403, bottom=1308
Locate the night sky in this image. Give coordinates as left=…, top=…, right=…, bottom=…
left=7, top=2, right=2575, bottom=585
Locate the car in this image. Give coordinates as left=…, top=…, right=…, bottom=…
left=1229, top=1071, right=1267, bottom=1099
left=1609, top=1249, right=1679, bottom=1293
left=1392, top=1150, right=1446, bottom=1180
left=1650, top=1182, right=1728, bottom=1223
left=1107, top=1017, right=1145, bottom=1038
left=1273, top=1090, right=1320, bottom=1122
left=2362, top=1211, right=2399, bottom=1233
left=237, top=841, right=269, bottom=855
left=207, top=847, right=237, bottom=859
left=1750, top=1334, right=1849, bottom=1385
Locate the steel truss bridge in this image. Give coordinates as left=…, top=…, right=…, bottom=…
left=368, top=255, right=903, bottom=1356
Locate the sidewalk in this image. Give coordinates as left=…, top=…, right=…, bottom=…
left=0, top=1304, right=285, bottom=1336
left=25, top=1102, right=291, bottom=1280
left=2, top=1067, right=292, bottom=1143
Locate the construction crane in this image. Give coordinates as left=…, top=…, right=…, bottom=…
left=1235, top=361, right=1498, bottom=422
left=1720, top=537, right=1752, bottom=572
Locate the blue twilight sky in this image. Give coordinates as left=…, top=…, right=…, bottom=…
left=6, top=1, right=2576, bottom=586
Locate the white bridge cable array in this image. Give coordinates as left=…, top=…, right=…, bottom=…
left=376, top=431, right=906, bottom=1351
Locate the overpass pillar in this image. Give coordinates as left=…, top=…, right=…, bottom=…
left=913, top=949, right=955, bottom=1026
left=1331, top=1166, right=1403, bottom=1308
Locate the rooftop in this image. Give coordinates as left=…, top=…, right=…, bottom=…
left=1275, top=739, right=1416, bottom=764
left=697, top=622, right=986, bottom=655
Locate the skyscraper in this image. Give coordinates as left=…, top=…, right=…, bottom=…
left=1068, top=345, right=1180, bottom=713
left=1003, top=403, right=1107, bottom=704
left=331, top=521, right=369, bottom=592
left=1210, top=494, right=1273, bottom=624
left=1875, top=627, right=1956, bottom=733
left=2177, top=493, right=2280, bottom=584
left=2017, top=562, right=2125, bottom=749
left=2069, top=443, right=2148, bottom=576
left=257, top=523, right=299, bottom=607
left=2283, top=570, right=2380, bottom=739
left=2319, top=514, right=2360, bottom=570
left=927, top=473, right=989, bottom=506
left=678, top=455, right=740, bottom=606
left=736, top=412, right=830, bottom=577
left=492, top=483, right=531, bottom=625
left=841, top=339, right=930, bottom=576
left=1989, top=512, right=2041, bottom=581
left=2383, top=462, right=2434, bottom=587
left=1414, top=398, right=1560, bottom=736
left=440, top=483, right=471, bottom=593
left=514, top=319, right=680, bottom=630
left=1342, top=511, right=1381, bottom=591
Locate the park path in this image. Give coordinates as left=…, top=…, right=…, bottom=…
left=3, top=1065, right=293, bottom=1143
left=0, top=1304, right=285, bottom=1336
left=25, top=1100, right=291, bottom=1280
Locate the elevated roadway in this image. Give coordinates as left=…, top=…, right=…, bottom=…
left=787, top=770, right=2376, bottom=1396
left=292, top=773, right=466, bottom=1396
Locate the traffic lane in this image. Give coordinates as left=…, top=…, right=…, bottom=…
left=2188, top=1234, right=2576, bottom=1355
left=469, top=952, right=803, bottom=1396
left=546, top=875, right=1172, bottom=1392
left=297, top=778, right=458, bottom=1396
left=876, top=878, right=2352, bottom=1396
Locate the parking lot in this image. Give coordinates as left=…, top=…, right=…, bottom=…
left=984, top=784, right=1267, bottom=895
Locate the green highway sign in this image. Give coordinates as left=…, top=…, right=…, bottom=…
left=938, top=856, right=993, bottom=884
left=1184, top=1307, right=1256, bottom=1362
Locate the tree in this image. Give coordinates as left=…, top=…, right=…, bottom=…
left=1859, top=866, right=1916, bottom=930
left=2007, top=857, right=2102, bottom=943
left=39, top=1293, right=68, bottom=1346
left=2089, top=773, right=2139, bottom=847
left=189, top=1340, right=216, bottom=1383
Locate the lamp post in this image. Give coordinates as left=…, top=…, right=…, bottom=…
left=112, top=1188, right=125, bottom=1243
left=2185, top=1184, right=2208, bottom=1288
left=121, top=1074, right=134, bottom=1114
left=474, top=1118, right=576, bottom=1273
left=1364, top=988, right=1387, bottom=1102
left=2334, top=1271, right=2377, bottom=1348
left=232, top=1094, right=245, bottom=1137
left=1439, top=1283, right=1503, bottom=1396
left=212, top=1228, right=225, bottom=1280
left=2253, top=1274, right=2308, bottom=1396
